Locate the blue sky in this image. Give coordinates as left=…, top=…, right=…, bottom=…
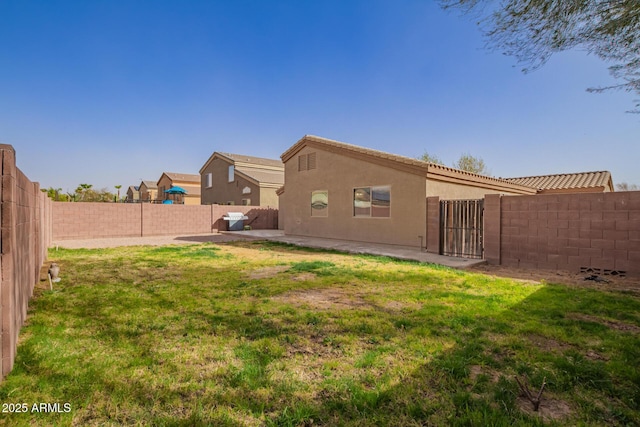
left=1, top=0, right=638, bottom=194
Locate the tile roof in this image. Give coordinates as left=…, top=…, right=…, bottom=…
left=504, top=171, right=613, bottom=191
left=163, top=172, right=200, bottom=183
left=141, top=180, right=157, bottom=189
left=218, top=152, right=284, bottom=168
left=179, top=185, right=202, bottom=196
left=199, top=151, right=283, bottom=174
left=236, top=167, right=285, bottom=185
left=281, top=135, right=537, bottom=195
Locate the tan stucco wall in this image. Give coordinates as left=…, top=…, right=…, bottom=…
left=200, top=158, right=261, bottom=205
left=426, top=179, right=521, bottom=199
left=126, top=189, right=139, bottom=202
left=282, top=146, right=427, bottom=247
left=200, top=158, right=281, bottom=207
left=259, top=186, right=280, bottom=207
left=139, top=184, right=157, bottom=201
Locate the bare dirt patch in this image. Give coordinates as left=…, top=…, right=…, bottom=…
left=470, top=264, right=640, bottom=293
left=517, top=396, right=573, bottom=422
left=566, top=313, right=640, bottom=334
left=275, top=288, right=370, bottom=310
left=469, top=365, right=501, bottom=384
left=291, top=272, right=317, bottom=282
left=527, top=334, right=572, bottom=353
left=526, top=333, right=610, bottom=360
left=246, top=265, right=289, bottom=279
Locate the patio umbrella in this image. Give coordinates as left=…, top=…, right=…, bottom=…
left=164, top=186, right=187, bottom=194
left=164, top=186, right=188, bottom=204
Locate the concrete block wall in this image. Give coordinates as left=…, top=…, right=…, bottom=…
left=142, top=204, right=213, bottom=236
left=52, top=203, right=279, bottom=240
left=0, top=145, right=52, bottom=379
left=53, top=202, right=142, bottom=239
left=484, top=192, right=640, bottom=277
left=237, top=206, right=279, bottom=231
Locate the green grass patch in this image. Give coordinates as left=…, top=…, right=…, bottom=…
left=0, top=241, right=638, bottom=426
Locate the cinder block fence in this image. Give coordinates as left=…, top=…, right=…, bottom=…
left=0, top=145, right=52, bottom=379
left=427, top=192, right=640, bottom=278
left=52, top=203, right=278, bottom=240
left=484, top=192, right=640, bottom=277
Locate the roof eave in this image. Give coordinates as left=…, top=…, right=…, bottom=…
left=199, top=152, right=234, bottom=174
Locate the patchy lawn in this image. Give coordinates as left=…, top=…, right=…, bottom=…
left=0, top=241, right=638, bottom=426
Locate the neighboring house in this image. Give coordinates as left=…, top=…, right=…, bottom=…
left=199, top=152, right=284, bottom=207
left=126, top=185, right=140, bottom=202
left=504, top=171, right=614, bottom=193
left=157, top=172, right=201, bottom=205
left=139, top=180, right=158, bottom=202
left=278, top=135, right=536, bottom=247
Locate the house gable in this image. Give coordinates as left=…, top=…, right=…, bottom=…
left=282, top=135, right=536, bottom=195
left=200, top=151, right=283, bottom=206
left=279, top=141, right=429, bottom=246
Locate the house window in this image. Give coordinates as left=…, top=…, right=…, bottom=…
left=311, top=191, right=328, bottom=217
left=228, top=165, right=234, bottom=182
left=371, top=186, right=391, bottom=217
left=242, top=186, right=251, bottom=195
left=242, top=198, right=251, bottom=206
left=298, top=152, right=317, bottom=171
left=353, top=188, right=371, bottom=216
left=354, top=186, right=390, bottom=218
left=206, top=173, right=212, bottom=188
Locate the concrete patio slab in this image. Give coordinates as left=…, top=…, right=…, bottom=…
left=222, top=229, right=485, bottom=269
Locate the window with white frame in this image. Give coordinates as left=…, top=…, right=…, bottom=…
left=353, top=186, right=390, bottom=217
left=228, top=165, right=234, bottom=182
left=205, top=173, right=213, bottom=188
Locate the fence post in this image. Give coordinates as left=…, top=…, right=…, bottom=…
left=483, top=194, right=501, bottom=265
left=0, top=145, right=17, bottom=379
left=426, top=196, right=440, bottom=254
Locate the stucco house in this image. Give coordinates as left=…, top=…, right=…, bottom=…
left=157, top=172, right=201, bottom=205
left=278, top=135, right=538, bottom=247
left=138, top=180, right=158, bottom=202
left=126, top=185, right=140, bottom=202
left=199, top=152, right=284, bottom=207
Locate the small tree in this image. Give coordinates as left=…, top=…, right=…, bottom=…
left=41, top=187, right=69, bottom=202
left=440, top=0, right=640, bottom=112
left=453, top=153, right=490, bottom=175
left=419, top=151, right=445, bottom=165
left=75, top=183, right=93, bottom=202
left=616, top=182, right=639, bottom=191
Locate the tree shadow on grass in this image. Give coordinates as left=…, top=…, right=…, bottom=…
left=257, top=284, right=640, bottom=426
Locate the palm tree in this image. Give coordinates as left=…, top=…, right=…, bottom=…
left=75, top=183, right=93, bottom=202
left=115, top=185, right=122, bottom=202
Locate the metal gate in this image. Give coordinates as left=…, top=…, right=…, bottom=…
left=440, top=199, right=484, bottom=259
